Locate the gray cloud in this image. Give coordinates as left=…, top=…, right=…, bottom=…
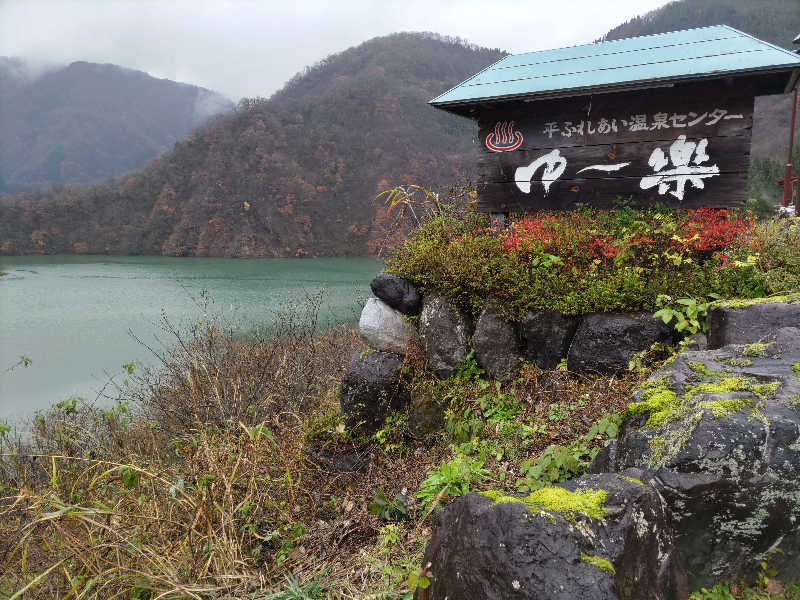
left=0, top=0, right=671, bottom=101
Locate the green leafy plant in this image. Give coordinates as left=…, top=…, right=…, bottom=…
left=415, top=455, right=489, bottom=508
left=407, top=567, right=432, bottom=597
left=265, top=571, right=326, bottom=600
left=455, top=346, right=484, bottom=381
left=653, top=294, right=719, bottom=334
left=373, top=413, right=408, bottom=452
left=516, top=413, right=621, bottom=492
left=516, top=440, right=597, bottom=492
left=368, top=489, right=409, bottom=521
left=689, top=583, right=737, bottom=600
left=586, top=414, right=621, bottom=440
left=377, top=523, right=403, bottom=552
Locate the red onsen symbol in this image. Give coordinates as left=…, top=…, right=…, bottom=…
left=486, top=121, right=523, bottom=152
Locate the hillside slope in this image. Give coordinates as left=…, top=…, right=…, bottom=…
left=601, top=0, right=800, bottom=162
left=0, top=34, right=503, bottom=257
left=0, top=59, right=233, bottom=191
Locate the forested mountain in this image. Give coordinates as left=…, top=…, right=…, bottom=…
left=0, top=58, right=233, bottom=192
left=601, top=0, right=800, bottom=162
left=0, top=0, right=797, bottom=258
left=601, top=0, right=798, bottom=49
left=0, top=34, right=503, bottom=257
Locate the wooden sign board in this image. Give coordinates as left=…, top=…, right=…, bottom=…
left=474, top=82, right=754, bottom=212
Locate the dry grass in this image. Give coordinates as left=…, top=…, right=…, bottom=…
left=0, top=297, right=652, bottom=599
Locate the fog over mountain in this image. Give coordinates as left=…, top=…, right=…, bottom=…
left=0, top=58, right=234, bottom=191
left=0, top=0, right=671, bottom=100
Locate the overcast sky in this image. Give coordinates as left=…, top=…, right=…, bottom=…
left=0, top=0, right=672, bottom=101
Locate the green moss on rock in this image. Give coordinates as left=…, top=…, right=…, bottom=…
left=580, top=553, right=616, bottom=574
left=625, top=363, right=783, bottom=468
left=624, top=380, right=680, bottom=430
left=618, top=475, right=644, bottom=486
left=721, top=357, right=754, bottom=368
left=751, top=381, right=781, bottom=400
left=742, top=342, right=771, bottom=358
left=687, top=361, right=718, bottom=377
left=699, top=397, right=750, bottom=418
left=684, top=377, right=753, bottom=401
left=711, top=293, right=800, bottom=309
left=480, top=487, right=608, bottom=522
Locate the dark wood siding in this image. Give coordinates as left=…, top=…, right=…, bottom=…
left=474, top=81, right=755, bottom=211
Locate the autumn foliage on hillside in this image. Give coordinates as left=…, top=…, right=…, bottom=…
left=0, top=34, right=503, bottom=257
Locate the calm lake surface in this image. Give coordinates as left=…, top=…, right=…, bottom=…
left=0, top=255, right=382, bottom=421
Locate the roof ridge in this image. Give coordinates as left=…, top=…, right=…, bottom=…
left=508, top=25, right=730, bottom=60
left=494, top=34, right=741, bottom=71
left=720, top=24, right=800, bottom=59
left=462, top=48, right=768, bottom=88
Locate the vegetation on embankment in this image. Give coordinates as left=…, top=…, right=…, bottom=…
left=2, top=202, right=799, bottom=597
left=2, top=312, right=798, bottom=598
left=0, top=305, right=643, bottom=598
left=387, top=198, right=800, bottom=320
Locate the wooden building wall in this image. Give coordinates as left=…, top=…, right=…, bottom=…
left=474, top=80, right=756, bottom=212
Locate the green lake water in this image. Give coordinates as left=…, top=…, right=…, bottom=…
left=0, top=255, right=382, bottom=422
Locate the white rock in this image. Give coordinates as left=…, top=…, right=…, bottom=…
left=359, top=297, right=415, bottom=355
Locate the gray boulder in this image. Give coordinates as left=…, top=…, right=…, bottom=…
left=339, top=351, right=409, bottom=435
left=359, top=297, right=415, bottom=355
left=567, top=312, right=676, bottom=374
left=418, top=295, right=471, bottom=379
left=473, top=305, right=522, bottom=382
left=607, top=329, right=800, bottom=588
left=522, top=309, right=581, bottom=370
left=418, top=473, right=685, bottom=600
left=706, top=297, right=800, bottom=349
left=370, top=273, right=422, bottom=315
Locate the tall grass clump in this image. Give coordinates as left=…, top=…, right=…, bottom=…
left=0, top=292, right=388, bottom=598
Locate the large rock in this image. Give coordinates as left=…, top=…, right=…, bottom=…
left=522, top=309, right=581, bottom=370
left=370, top=273, right=422, bottom=315
left=418, top=473, right=685, bottom=600
left=567, top=312, right=676, bottom=374
left=473, top=305, right=522, bottom=382
left=607, top=327, right=800, bottom=588
left=339, top=351, right=409, bottom=435
left=359, top=297, right=415, bottom=355
left=418, top=295, right=471, bottom=379
left=706, top=297, right=800, bottom=349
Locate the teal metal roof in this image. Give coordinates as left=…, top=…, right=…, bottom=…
left=431, top=25, right=800, bottom=109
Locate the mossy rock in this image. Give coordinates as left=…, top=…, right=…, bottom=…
left=607, top=328, right=800, bottom=590
left=418, top=471, right=684, bottom=600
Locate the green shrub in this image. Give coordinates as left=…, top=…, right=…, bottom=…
left=387, top=206, right=798, bottom=319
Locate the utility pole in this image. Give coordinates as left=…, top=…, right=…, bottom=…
left=784, top=33, right=800, bottom=207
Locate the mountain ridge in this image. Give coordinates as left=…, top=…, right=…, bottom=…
left=0, top=58, right=234, bottom=192
left=0, top=32, right=503, bottom=257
